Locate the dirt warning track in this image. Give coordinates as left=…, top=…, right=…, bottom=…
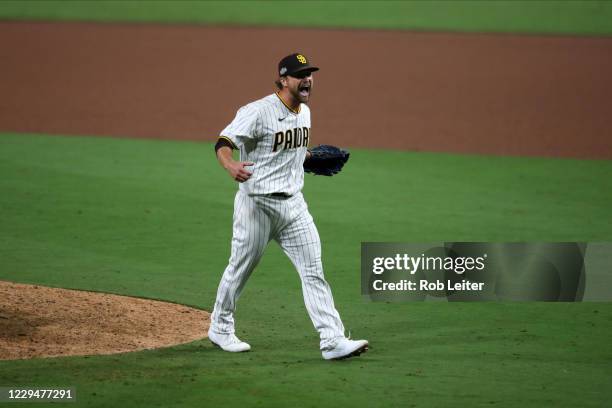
left=1, top=21, right=611, bottom=158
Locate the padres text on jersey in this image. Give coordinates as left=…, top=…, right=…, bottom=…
left=220, top=93, right=311, bottom=196
left=272, top=127, right=310, bottom=152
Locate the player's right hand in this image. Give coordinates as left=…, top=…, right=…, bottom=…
left=226, top=161, right=254, bottom=183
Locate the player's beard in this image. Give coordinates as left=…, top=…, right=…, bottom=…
left=291, top=82, right=312, bottom=104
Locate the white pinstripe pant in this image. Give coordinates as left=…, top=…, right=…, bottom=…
left=210, top=190, right=345, bottom=350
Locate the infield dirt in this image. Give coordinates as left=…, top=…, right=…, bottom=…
left=1, top=21, right=611, bottom=158
left=0, top=281, right=209, bottom=360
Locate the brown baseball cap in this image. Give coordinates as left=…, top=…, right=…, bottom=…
left=278, top=53, right=319, bottom=77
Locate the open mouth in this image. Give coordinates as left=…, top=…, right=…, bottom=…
left=298, top=84, right=311, bottom=97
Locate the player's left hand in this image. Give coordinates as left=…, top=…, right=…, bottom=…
left=303, top=145, right=350, bottom=176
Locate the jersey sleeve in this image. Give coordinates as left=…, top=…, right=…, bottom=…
left=219, top=103, right=261, bottom=148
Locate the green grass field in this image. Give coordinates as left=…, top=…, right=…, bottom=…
left=1, top=0, right=612, bottom=35
left=1, top=133, right=611, bottom=407
left=2, top=1, right=611, bottom=406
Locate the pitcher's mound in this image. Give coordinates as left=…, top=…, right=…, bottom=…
left=0, top=281, right=210, bottom=360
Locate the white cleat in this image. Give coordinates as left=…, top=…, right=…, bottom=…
left=208, top=330, right=251, bottom=353
left=322, top=338, right=369, bottom=360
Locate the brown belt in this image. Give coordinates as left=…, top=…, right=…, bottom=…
left=269, top=192, right=292, bottom=198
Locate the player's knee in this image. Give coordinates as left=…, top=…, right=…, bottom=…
left=300, top=265, right=325, bottom=282
left=301, top=275, right=324, bottom=288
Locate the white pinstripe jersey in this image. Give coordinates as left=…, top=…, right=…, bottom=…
left=220, top=93, right=311, bottom=196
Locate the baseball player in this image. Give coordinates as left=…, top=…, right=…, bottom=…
left=208, top=53, right=368, bottom=360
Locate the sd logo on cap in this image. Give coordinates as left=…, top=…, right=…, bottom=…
left=278, top=53, right=319, bottom=77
